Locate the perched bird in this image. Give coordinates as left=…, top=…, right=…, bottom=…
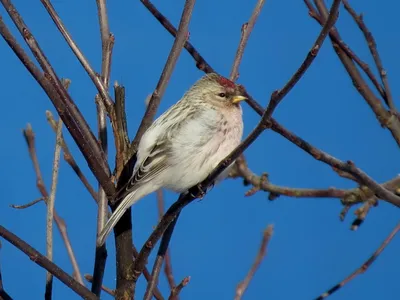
left=98, top=73, right=247, bottom=245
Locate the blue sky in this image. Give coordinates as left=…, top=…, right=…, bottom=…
left=1, top=0, right=399, bottom=299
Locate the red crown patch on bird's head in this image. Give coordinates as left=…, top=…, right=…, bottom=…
left=217, top=76, right=235, bottom=89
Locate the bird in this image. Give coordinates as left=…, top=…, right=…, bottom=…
left=97, top=73, right=247, bottom=246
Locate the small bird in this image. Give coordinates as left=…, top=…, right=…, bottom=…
left=98, top=73, right=247, bottom=245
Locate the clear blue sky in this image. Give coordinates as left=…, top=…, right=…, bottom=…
left=1, top=0, right=399, bottom=299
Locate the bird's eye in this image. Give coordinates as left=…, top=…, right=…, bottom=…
left=218, top=93, right=226, bottom=98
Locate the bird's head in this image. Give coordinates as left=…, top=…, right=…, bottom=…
left=189, top=73, right=248, bottom=108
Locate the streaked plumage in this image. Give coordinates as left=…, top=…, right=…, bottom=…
left=97, top=73, right=247, bottom=245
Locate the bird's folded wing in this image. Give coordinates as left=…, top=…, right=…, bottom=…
left=116, top=141, right=169, bottom=201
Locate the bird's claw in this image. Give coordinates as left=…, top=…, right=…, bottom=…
left=190, top=183, right=206, bottom=199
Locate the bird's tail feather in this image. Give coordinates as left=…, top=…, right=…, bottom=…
left=97, top=191, right=138, bottom=246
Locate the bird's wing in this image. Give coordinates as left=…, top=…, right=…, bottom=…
left=116, top=137, right=170, bottom=201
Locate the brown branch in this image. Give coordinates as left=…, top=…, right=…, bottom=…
left=309, top=0, right=400, bottom=147
left=10, top=197, right=45, bottom=209
left=130, top=0, right=197, bottom=155
left=270, top=120, right=400, bottom=207
left=46, top=111, right=98, bottom=203
left=23, top=125, right=84, bottom=285
left=304, top=0, right=386, bottom=100
left=113, top=82, right=131, bottom=177
left=168, top=277, right=190, bottom=300
left=140, top=0, right=214, bottom=74
left=232, top=156, right=349, bottom=200
left=143, top=213, right=180, bottom=300
left=132, top=245, right=165, bottom=300
left=342, top=0, right=395, bottom=112
left=92, top=0, right=114, bottom=295
left=0, top=225, right=97, bottom=300
left=315, top=222, right=400, bottom=300
left=230, top=0, right=266, bottom=81
left=84, top=274, right=115, bottom=297
left=235, top=225, right=274, bottom=300
left=45, top=118, right=63, bottom=300
left=157, top=190, right=176, bottom=290
left=0, top=0, right=114, bottom=197
left=40, top=0, right=114, bottom=112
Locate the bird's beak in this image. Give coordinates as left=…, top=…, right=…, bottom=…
left=231, top=95, right=247, bottom=104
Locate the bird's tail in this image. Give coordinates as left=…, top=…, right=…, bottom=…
left=97, top=191, right=138, bottom=246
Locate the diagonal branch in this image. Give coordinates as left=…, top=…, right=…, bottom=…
left=230, top=0, right=266, bottom=81
left=235, top=225, right=274, bottom=300
left=315, top=222, right=400, bottom=299
left=130, top=0, right=197, bottom=154
left=0, top=225, right=97, bottom=300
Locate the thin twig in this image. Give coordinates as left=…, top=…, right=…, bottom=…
left=0, top=1, right=114, bottom=197
left=84, top=274, right=115, bottom=297
left=230, top=0, right=266, bottom=81
left=92, top=0, right=113, bottom=295
left=132, top=245, right=165, bottom=300
left=130, top=0, right=197, bottom=155
left=168, top=277, right=190, bottom=300
left=40, top=0, right=114, bottom=112
left=342, top=0, right=395, bottom=112
left=157, top=190, right=176, bottom=290
left=0, top=225, right=97, bottom=300
left=309, top=0, right=400, bottom=147
left=23, top=125, right=84, bottom=285
left=303, top=0, right=386, bottom=100
left=235, top=225, right=274, bottom=300
left=143, top=213, right=180, bottom=300
left=46, top=111, right=98, bottom=203
left=45, top=118, right=63, bottom=300
left=140, top=0, right=214, bottom=74
left=10, top=197, right=45, bottom=209
left=315, top=222, right=400, bottom=299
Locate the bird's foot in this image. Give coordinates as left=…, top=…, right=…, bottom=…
left=190, top=183, right=206, bottom=199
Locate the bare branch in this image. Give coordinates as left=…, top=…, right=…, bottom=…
left=342, top=0, right=396, bottom=112
left=84, top=274, right=115, bottom=297
left=316, top=223, right=400, bottom=299
left=40, top=0, right=114, bottom=112
left=92, top=0, right=114, bottom=295
left=144, top=213, right=180, bottom=300
left=45, top=118, right=63, bottom=300
left=230, top=0, right=266, bottom=81
left=168, top=277, right=190, bottom=300
left=46, top=111, right=98, bottom=203
left=132, top=245, right=165, bottom=300
left=10, top=197, right=45, bottom=209
left=0, top=225, right=97, bottom=300
left=130, top=0, right=197, bottom=154
left=23, top=125, right=84, bottom=285
left=235, top=225, right=274, bottom=300
left=156, top=190, right=176, bottom=290
left=140, top=0, right=214, bottom=74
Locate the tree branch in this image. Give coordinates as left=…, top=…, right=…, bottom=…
left=235, top=225, right=274, bottom=300
left=315, top=222, right=400, bottom=299
left=0, top=226, right=97, bottom=300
